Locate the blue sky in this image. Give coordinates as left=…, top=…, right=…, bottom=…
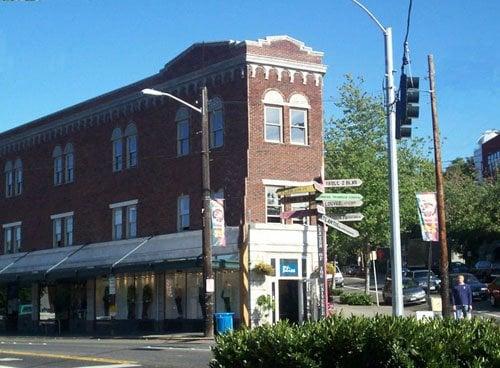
left=0, top=0, right=498, bottom=163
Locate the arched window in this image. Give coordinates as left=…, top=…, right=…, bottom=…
left=111, top=128, right=123, bottom=172
left=289, top=93, right=310, bottom=145
left=4, top=161, right=13, bottom=198
left=263, top=90, right=285, bottom=143
left=124, top=123, right=138, bottom=168
left=209, top=97, right=224, bottom=148
left=13, top=158, right=23, bottom=195
left=64, top=143, right=74, bottom=183
left=176, top=108, right=190, bottom=156
left=52, top=146, right=63, bottom=185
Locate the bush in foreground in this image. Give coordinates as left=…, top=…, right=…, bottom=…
left=210, top=315, right=500, bottom=368
left=339, top=292, right=372, bottom=305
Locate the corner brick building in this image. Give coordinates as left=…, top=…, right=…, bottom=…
left=0, top=35, right=326, bottom=334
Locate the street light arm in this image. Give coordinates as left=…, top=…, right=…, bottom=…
left=141, top=88, right=202, bottom=114
left=351, top=0, right=387, bottom=34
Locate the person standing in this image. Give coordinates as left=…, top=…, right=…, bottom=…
left=451, top=274, right=472, bottom=319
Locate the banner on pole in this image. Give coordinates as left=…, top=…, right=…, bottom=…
left=210, top=199, right=226, bottom=246
left=416, top=192, right=439, bottom=242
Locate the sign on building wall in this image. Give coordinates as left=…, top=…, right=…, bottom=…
left=210, top=199, right=226, bottom=246
left=416, top=192, right=439, bottom=242
left=280, top=259, right=299, bottom=277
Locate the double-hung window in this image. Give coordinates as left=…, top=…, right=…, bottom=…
left=265, top=187, right=283, bottom=223
left=112, top=128, right=123, bottom=172
left=290, top=109, right=308, bottom=145
left=51, top=212, right=74, bottom=247
left=13, top=159, right=23, bottom=195
left=53, top=146, right=63, bottom=185
left=209, top=98, right=224, bottom=148
left=4, top=161, right=13, bottom=198
left=125, top=123, right=138, bottom=168
left=176, top=108, right=190, bottom=156
left=3, top=222, right=21, bottom=254
left=110, top=200, right=138, bottom=240
left=178, top=195, right=190, bottom=231
left=64, top=144, right=74, bottom=183
left=264, top=106, right=283, bottom=143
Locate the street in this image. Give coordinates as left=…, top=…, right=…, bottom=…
left=0, top=337, right=212, bottom=368
left=339, top=276, right=500, bottom=321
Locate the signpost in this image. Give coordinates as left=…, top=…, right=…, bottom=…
left=276, top=182, right=324, bottom=197
left=331, top=213, right=364, bottom=222
left=324, top=179, right=362, bottom=188
left=321, top=200, right=363, bottom=208
left=316, top=193, right=363, bottom=201
left=319, top=215, right=360, bottom=238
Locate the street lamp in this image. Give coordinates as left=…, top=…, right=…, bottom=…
left=350, top=0, right=404, bottom=316
left=142, top=86, right=214, bottom=336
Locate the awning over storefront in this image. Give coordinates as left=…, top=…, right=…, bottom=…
left=0, top=227, right=240, bottom=283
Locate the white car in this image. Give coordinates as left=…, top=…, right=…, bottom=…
left=327, top=266, right=344, bottom=287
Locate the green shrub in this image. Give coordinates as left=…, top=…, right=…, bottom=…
left=339, top=292, right=372, bottom=305
left=210, top=316, right=500, bottom=368
left=331, top=288, right=344, bottom=296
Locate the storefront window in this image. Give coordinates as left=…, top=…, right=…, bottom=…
left=186, top=272, right=203, bottom=319
left=96, top=277, right=111, bottom=320
left=165, top=272, right=186, bottom=319
left=39, top=285, right=55, bottom=320
left=215, top=270, right=239, bottom=318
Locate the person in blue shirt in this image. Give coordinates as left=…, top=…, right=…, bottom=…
left=451, top=274, right=473, bottom=319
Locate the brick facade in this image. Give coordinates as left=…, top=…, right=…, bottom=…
left=0, top=35, right=326, bottom=254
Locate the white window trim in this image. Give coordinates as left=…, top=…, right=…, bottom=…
left=177, top=195, right=190, bottom=231
left=50, top=211, right=74, bottom=220
left=290, top=108, right=308, bottom=146
left=109, top=199, right=138, bottom=209
left=264, top=105, right=283, bottom=143
left=3, top=221, right=22, bottom=229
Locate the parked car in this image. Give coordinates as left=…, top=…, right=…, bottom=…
left=407, top=269, right=441, bottom=293
left=345, top=264, right=362, bottom=277
left=450, top=273, right=488, bottom=301
left=328, top=266, right=345, bottom=287
left=450, top=262, right=469, bottom=274
left=18, top=304, right=33, bottom=316
left=382, top=278, right=426, bottom=305
left=472, top=260, right=498, bottom=282
left=487, top=277, right=500, bottom=307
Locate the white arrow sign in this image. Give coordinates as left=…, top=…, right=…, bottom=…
left=322, top=200, right=363, bottom=208
left=324, top=179, right=362, bottom=188
left=316, top=204, right=326, bottom=215
left=331, top=213, right=364, bottom=222
left=319, top=215, right=360, bottom=238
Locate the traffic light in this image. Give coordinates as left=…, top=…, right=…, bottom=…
left=396, top=74, right=419, bottom=139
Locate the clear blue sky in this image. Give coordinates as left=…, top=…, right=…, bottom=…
left=0, top=0, right=498, bottom=163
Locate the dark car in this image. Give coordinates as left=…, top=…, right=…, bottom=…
left=345, top=264, right=362, bottom=277
left=407, top=269, right=441, bottom=293
left=450, top=273, right=488, bottom=301
left=472, top=261, right=497, bottom=282
left=383, top=278, right=426, bottom=305
left=450, top=262, right=469, bottom=274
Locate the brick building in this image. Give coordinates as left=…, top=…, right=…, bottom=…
left=0, top=35, right=326, bottom=334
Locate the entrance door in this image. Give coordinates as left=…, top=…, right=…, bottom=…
left=278, top=280, right=299, bottom=322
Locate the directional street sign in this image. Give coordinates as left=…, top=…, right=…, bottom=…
left=319, top=215, right=360, bottom=238
left=331, top=213, right=364, bottom=222
left=322, top=200, right=363, bottom=208
left=316, top=193, right=363, bottom=201
left=324, top=179, right=362, bottom=188
left=316, top=204, right=326, bottom=215
left=277, top=182, right=324, bottom=197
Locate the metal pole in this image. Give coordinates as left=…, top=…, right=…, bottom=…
left=201, top=86, right=214, bottom=336
left=384, top=28, right=404, bottom=316
left=428, top=55, right=450, bottom=317
left=373, top=256, right=379, bottom=307
left=427, top=242, right=432, bottom=300
left=322, top=224, right=328, bottom=315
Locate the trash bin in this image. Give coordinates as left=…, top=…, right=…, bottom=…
left=214, top=312, right=234, bottom=334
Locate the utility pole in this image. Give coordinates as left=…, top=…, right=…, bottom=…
left=351, top=0, right=404, bottom=316
left=201, top=86, right=214, bottom=336
left=428, top=55, right=450, bottom=317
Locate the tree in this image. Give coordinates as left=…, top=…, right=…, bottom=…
left=324, top=76, right=435, bottom=292
left=444, top=158, right=500, bottom=261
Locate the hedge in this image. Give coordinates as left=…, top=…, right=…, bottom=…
left=210, top=315, right=500, bottom=368
left=339, top=292, right=372, bottom=305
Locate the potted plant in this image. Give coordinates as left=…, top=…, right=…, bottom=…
left=252, top=262, right=275, bottom=276
left=256, top=294, right=275, bottom=324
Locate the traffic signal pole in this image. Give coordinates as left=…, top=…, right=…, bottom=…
left=351, top=0, right=404, bottom=316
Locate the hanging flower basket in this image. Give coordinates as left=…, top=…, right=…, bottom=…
left=252, top=262, right=275, bottom=276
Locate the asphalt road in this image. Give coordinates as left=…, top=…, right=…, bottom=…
left=341, top=276, right=500, bottom=321
left=0, top=337, right=212, bottom=368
